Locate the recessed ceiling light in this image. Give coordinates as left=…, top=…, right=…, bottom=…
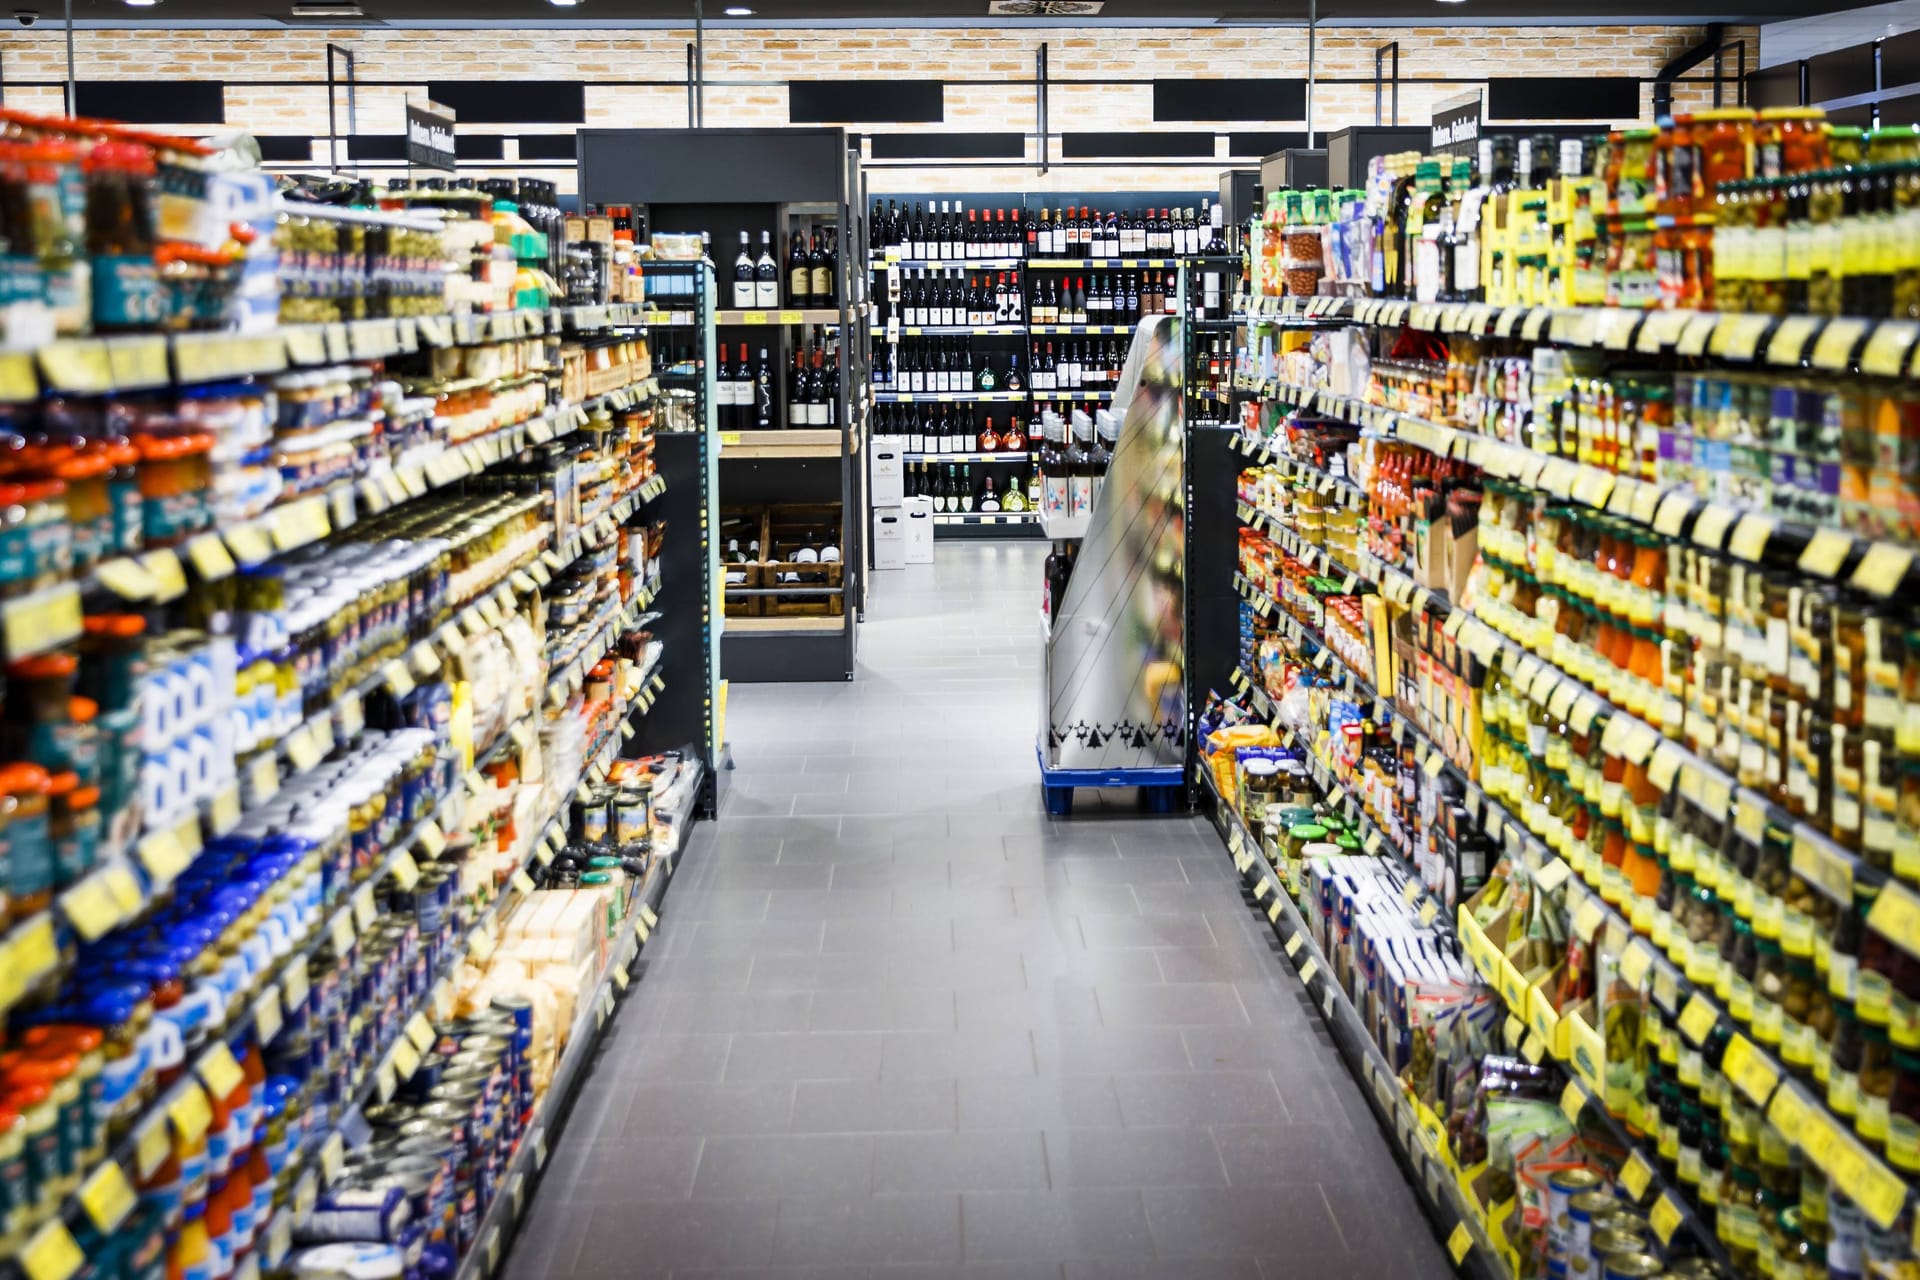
left=548, top=0, right=581, bottom=6
left=125, top=0, right=159, bottom=6
left=724, top=5, right=753, bottom=13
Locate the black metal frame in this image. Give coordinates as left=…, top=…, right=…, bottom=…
left=577, top=127, right=864, bottom=683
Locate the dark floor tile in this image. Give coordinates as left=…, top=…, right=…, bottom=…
left=1058, top=857, right=1191, bottom=887
left=887, top=951, right=1029, bottom=992
left=1110, top=1072, right=1288, bottom=1127
left=680, top=920, right=827, bottom=957
left=602, top=1032, right=731, bottom=1083
left=1095, top=983, right=1247, bottom=1028
left=1031, top=1028, right=1193, bottom=1077
left=1078, top=915, right=1217, bottom=950
left=811, top=988, right=958, bottom=1032
left=763, top=885, right=900, bottom=920
left=960, top=1190, right=1153, bottom=1262
left=1013, top=885, right=1141, bottom=918
left=723, top=1032, right=885, bottom=1082
left=872, top=1130, right=1049, bottom=1193
left=882, top=1030, right=1034, bottom=1079
left=1140, top=1187, right=1342, bottom=1260
left=1152, top=946, right=1277, bottom=984
left=655, top=990, right=815, bottom=1034
left=1065, top=1263, right=1260, bottom=1280
left=956, top=985, right=1102, bottom=1033
left=573, top=1199, right=777, bottom=1272
left=824, top=918, right=957, bottom=953
left=958, top=1076, right=1124, bottom=1131
left=691, top=1133, right=875, bottom=1198
left=893, top=887, right=1020, bottom=919
left=497, top=1200, right=594, bottom=1280
left=771, top=1196, right=964, bottom=1267
left=747, top=953, right=885, bottom=993
left=635, top=953, right=757, bottom=993
left=707, top=861, right=837, bottom=891
left=533, top=1135, right=705, bottom=1201
left=1020, top=947, right=1164, bottom=988
left=952, top=916, right=1081, bottom=952
left=622, top=1081, right=795, bottom=1136
left=1043, top=1127, right=1227, bottom=1189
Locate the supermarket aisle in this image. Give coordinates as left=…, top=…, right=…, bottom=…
left=506, top=541, right=1455, bottom=1280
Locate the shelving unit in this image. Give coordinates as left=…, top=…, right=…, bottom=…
left=582, top=128, right=866, bottom=681
left=0, top=243, right=715, bottom=1280
left=863, top=192, right=1212, bottom=549
left=1194, top=265, right=1920, bottom=1274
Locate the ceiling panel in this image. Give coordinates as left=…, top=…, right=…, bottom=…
left=40, top=0, right=1889, bottom=22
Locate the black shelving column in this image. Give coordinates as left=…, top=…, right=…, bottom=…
left=579, top=128, right=864, bottom=682
left=635, top=261, right=724, bottom=817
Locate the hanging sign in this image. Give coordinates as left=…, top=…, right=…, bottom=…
left=1431, top=91, right=1482, bottom=153
left=406, top=100, right=457, bottom=172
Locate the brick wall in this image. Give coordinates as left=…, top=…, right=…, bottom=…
left=1, top=23, right=1755, bottom=195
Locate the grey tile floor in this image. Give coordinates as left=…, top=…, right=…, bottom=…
left=504, top=540, right=1457, bottom=1280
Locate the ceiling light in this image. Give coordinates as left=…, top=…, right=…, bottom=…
left=290, top=2, right=362, bottom=14
left=547, top=0, right=581, bottom=5
left=125, top=0, right=158, bottom=6
left=724, top=5, right=752, bottom=12
left=987, top=1, right=1104, bottom=13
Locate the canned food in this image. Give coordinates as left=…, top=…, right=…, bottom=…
left=1567, top=1190, right=1619, bottom=1275
left=1604, top=1253, right=1665, bottom=1280
left=1548, top=1168, right=1608, bottom=1276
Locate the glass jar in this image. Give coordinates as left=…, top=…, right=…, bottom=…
left=1858, top=1022, right=1894, bottom=1151
left=1754, top=936, right=1789, bottom=1049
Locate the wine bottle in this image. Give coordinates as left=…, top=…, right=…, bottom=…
left=715, top=343, right=736, bottom=430
left=789, top=232, right=811, bottom=306
left=811, top=231, right=833, bottom=307
left=788, top=349, right=808, bottom=427
left=755, top=230, right=778, bottom=307
left=732, top=231, right=755, bottom=308
left=754, top=347, right=772, bottom=429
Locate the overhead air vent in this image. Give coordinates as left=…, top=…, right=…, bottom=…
left=988, top=1, right=1105, bottom=14
left=288, top=2, right=363, bottom=16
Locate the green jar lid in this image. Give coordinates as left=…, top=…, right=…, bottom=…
left=1289, top=823, right=1329, bottom=842
left=581, top=872, right=612, bottom=885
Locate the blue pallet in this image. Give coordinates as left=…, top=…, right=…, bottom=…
left=1036, top=744, right=1185, bottom=817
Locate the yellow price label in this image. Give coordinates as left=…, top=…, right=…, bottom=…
left=1851, top=542, right=1915, bottom=597
left=60, top=871, right=125, bottom=942
left=1559, top=1079, right=1586, bottom=1122
left=329, top=910, right=356, bottom=954
left=1812, top=317, right=1870, bottom=369
left=1297, top=958, right=1318, bottom=985
left=393, top=1039, right=422, bottom=1080
left=1447, top=1224, right=1473, bottom=1265
left=390, top=851, right=421, bottom=891
left=1268, top=900, right=1284, bottom=923
left=21, top=1220, right=85, bottom=1280
left=79, top=1160, right=137, bottom=1232
left=1728, top=514, right=1773, bottom=562
left=1620, top=1151, right=1654, bottom=1202
left=253, top=987, right=283, bottom=1046
left=1619, top=938, right=1655, bottom=987
left=511, top=868, right=537, bottom=895
left=138, top=828, right=193, bottom=884
left=1722, top=1033, right=1781, bottom=1105
left=1251, top=877, right=1270, bottom=902
left=1284, top=934, right=1304, bottom=958
left=416, top=819, right=447, bottom=858
left=197, top=1041, right=245, bottom=1099
left=284, top=724, right=322, bottom=773
left=1650, top=1192, right=1685, bottom=1244
left=352, top=884, right=377, bottom=931
left=1678, top=993, right=1719, bottom=1044
left=168, top=1082, right=213, bottom=1143
left=407, top=1013, right=437, bottom=1053
left=1866, top=881, right=1920, bottom=962
left=1797, top=527, right=1854, bottom=577
left=320, top=1132, right=346, bottom=1182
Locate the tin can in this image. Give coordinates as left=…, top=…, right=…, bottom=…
left=1591, top=1227, right=1652, bottom=1278
left=1567, top=1190, right=1619, bottom=1277
left=1603, top=1253, right=1665, bottom=1280
left=1548, top=1168, right=1608, bottom=1276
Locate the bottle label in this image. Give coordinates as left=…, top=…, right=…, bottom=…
left=756, top=280, right=777, bottom=308
left=91, top=255, right=163, bottom=328
left=1044, top=474, right=1069, bottom=517
left=1068, top=475, right=1093, bottom=519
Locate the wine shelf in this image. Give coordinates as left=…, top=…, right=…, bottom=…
left=933, top=512, right=1039, bottom=525
left=714, top=307, right=846, bottom=326
left=905, top=450, right=1031, bottom=463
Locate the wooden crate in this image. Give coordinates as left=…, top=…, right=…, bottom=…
left=719, top=507, right=764, bottom=617
left=760, top=505, right=845, bottom=618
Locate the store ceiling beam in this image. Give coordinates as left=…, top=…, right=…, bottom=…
left=46, top=0, right=1889, bottom=22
